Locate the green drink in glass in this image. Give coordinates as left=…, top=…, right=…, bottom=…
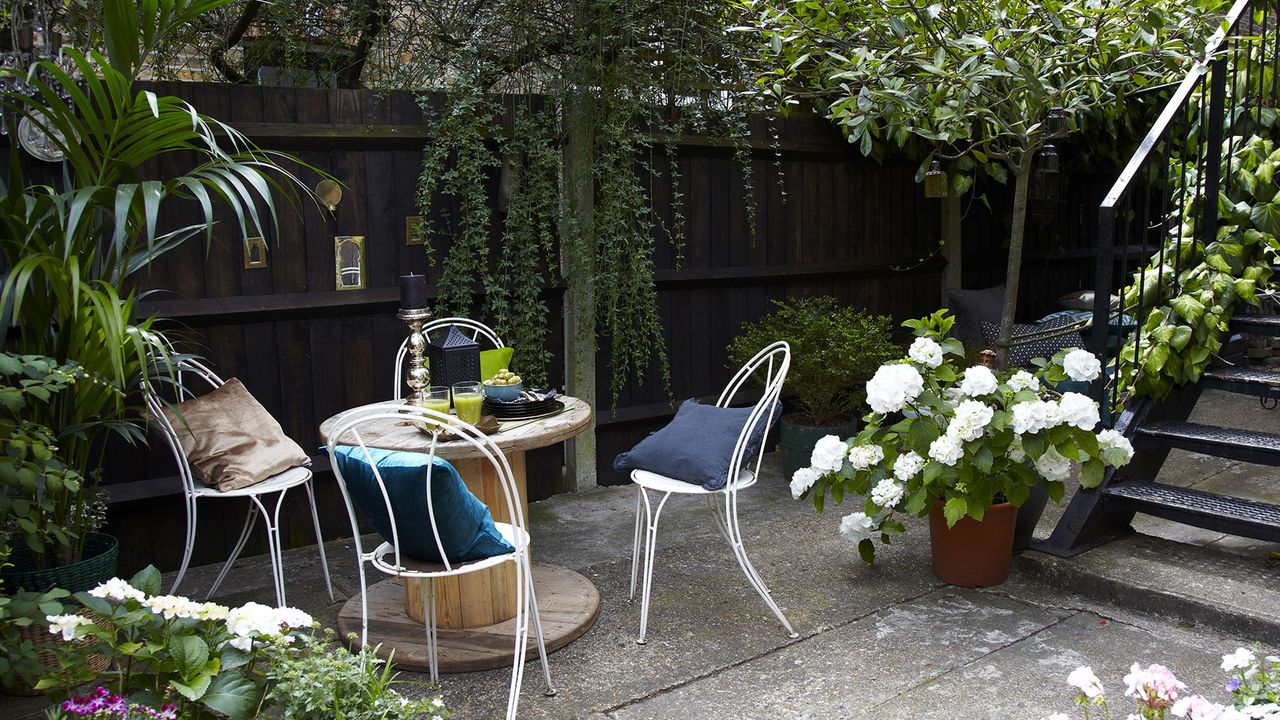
left=420, top=386, right=452, bottom=430
left=453, top=381, right=484, bottom=425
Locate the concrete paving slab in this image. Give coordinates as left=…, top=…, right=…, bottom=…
left=609, top=589, right=1068, bottom=720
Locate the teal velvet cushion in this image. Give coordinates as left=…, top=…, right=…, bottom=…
left=333, top=445, right=514, bottom=563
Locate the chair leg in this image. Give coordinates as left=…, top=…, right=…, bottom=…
left=303, top=482, right=335, bottom=603
left=356, top=560, right=371, bottom=668
left=206, top=504, right=257, bottom=600
left=422, top=578, right=439, bottom=684
left=171, top=495, right=199, bottom=595
left=506, top=557, right=531, bottom=720
left=636, top=489, right=671, bottom=645
left=629, top=487, right=644, bottom=600
left=250, top=495, right=286, bottom=607
left=721, top=500, right=798, bottom=639
left=525, top=555, right=557, bottom=697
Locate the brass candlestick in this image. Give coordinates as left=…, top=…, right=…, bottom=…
left=397, top=308, right=432, bottom=405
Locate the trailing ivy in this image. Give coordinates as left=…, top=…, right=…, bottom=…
left=1119, top=133, right=1280, bottom=401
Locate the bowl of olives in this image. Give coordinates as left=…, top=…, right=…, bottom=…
left=482, top=369, right=524, bottom=401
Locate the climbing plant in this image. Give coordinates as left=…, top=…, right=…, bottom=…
left=1119, top=132, right=1280, bottom=401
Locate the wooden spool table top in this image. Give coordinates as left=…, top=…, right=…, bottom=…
left=319, top=395, right=593, bottom=458
left=320, top=395, right=598, bottom=673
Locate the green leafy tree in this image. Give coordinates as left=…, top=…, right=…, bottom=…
left=734, top=0, right=1223, bottom=367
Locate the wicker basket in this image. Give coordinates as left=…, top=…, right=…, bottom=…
left=3, top=608, right=112, bottom=697
left=1, top=533, right=119, bottom=594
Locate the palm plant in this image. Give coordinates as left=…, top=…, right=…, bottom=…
left=0, top=0, right=323, bottom=567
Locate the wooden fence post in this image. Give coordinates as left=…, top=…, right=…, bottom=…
left=562, top=96, right=597, bottom=491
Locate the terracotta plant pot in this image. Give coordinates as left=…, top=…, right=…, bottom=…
left=927, top=501, right=1017, bottom=588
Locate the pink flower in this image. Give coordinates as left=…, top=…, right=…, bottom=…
left=1124, top=662, right=1186, bottom=709
left=1172, top=695, right=1226, bottom=720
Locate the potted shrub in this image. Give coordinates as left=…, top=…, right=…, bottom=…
left=727, top=296, right=898, bottom=477
left=0, top=0, right=325, bottom=583
left=790, top=310, right=1135, bottom=587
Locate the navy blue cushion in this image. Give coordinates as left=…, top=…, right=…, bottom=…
left=612, top=400, right=777, bottom=490
left=333, top=446, right=514, bottom=563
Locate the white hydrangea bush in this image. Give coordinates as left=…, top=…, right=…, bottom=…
left=790, top=310, right=1135, bottom=563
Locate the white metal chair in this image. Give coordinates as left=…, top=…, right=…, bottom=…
left=392, top=317, right=505, bottom=399
left=144, top=359, right=334, bottom=607
left=628, top=341, right=796, bottom=644
left=325, top=405, right=554, bottom=719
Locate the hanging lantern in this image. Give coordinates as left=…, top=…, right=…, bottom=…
left=923, top=159, right=947, bottom=198
left=1048, top=107, right=1067, bottom=136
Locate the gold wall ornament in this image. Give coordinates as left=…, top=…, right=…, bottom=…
left=315, top=179, right=343, bottom=212
left=335, top=235, right=366, bottom=290
left=243, top=236, right=268, bottom=269
left=405, top=215, right=426, bottom=246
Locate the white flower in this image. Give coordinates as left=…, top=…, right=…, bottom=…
left=226, top=601, right=283, bottom=642
left=838, top=512, right=877, bottom=543
left=790, top=467, right=820, bottom=499
left=810, top=435, right=848, bottom=474
left=1058, top=392, right=1101, bottom=431
left=1173, top=695, right=1228, bottom=719
left=1068, top=666, right=1106, bottom=699
left=1063, top=349, right=1102, bottom=382
left=870, top=478, right=905, bottom=508
left=1008, top=370, right=1039, bottom=392
left=893, top=451, right=925, bottom=481
left=958, top=365, right=999, bottom=397
left=195, top=602, right=230, bottom=622
left=1009, top=434, right=1026, bottom=462
left=1222, top=647, right=1257, bottom=672
left=848, top=444, right=885, bottom=470
left=143, top=594, right=203, bottom=620
left=46, top=614, right=93, bottom=641
left=1035, top=446, right=1072, bottom=483
left=1042, top=715, right=1072, bottom=720
left=229, top=636, right=254, bottom=652
left=1012, top=400, right=1062, bottom=435
left=929, top=434, right=963, bottom=466
left=273, top=607, right=314, bottom=629
left=866, top=364, right=925, bottom=414
left=949, top=399, right=994, bottom=442
left=88, top=577, right=145, bottom=604
left=908, top=337, right=944, bottom=368
left=1097, top=429, right=1135, bottom=466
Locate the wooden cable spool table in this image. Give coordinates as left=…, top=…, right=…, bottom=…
left=319, top=396, right=598, bottom=672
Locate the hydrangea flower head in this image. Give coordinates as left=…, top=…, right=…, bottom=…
left=810, top=435, right=848, bottom=474
left=958, top=366, right=999, bottom=397
left=790, top=466, right=821, bottom=499
left=1063, top=349, right=1102, bottom=382
left=866, top=364, right=925, bottom=414
left=839, top=512, right=877, bottom=543
left=88, top=577, right=145, bottom=604
left=908, top=337, right=944, bottom=368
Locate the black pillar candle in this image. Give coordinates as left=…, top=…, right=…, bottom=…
left=400, top=273, right=428, bottom=310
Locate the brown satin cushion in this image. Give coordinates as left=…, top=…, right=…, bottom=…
left=160, top=378, right=309, bottom=492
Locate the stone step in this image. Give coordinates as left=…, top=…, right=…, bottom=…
left=1232, top=314, right=1280, bottom=337
left=1200, top=366, right=1280, bottom=399
left=1018, top=533, right=1280, bottom=646
left=1133, top=420, right=1280, bottom=465
left=1103, top=482, right=1280, bottom=543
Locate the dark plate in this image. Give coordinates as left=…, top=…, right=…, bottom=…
left=487, top=400, right=565, bottom=421
left=484, top=396, right=558, bottom=414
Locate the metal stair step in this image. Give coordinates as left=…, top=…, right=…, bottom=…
left=1134, top=420, right=1280, bottom=465
left=1232, top=314, right=1280, bottom=336
left=1104, top=482, right=1280, bottom=543
left=1200, top=366, right=1280, bottom=399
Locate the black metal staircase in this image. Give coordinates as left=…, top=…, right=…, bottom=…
left=1038, top=0, right=1280, bottom=557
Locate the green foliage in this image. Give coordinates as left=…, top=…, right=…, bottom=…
left=0, top=0, right=325, bottom=565
left=0, top=585, right=70, bottom=692
left=726, top=296, right=898, bottom=425
left=263, top=629, right=448, bottom=720
left=1119, top=133, right=1280, bottom=401
left=0, top=354, right=90, bottom=565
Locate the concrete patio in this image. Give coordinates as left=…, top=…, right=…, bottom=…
left=3, top=390, right=1276, bottom=719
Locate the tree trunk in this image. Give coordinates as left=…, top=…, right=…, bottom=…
left=994, top=150, right=1036, bottom=371
left=561, top=91, right=597, bottom=491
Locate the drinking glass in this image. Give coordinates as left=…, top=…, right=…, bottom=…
left=452, top=381, right=484, bottom=425
left=420, top=386, right=452, bottom=428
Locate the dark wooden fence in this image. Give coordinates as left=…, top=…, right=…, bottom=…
left=6, top=82, right=1106, bottom=573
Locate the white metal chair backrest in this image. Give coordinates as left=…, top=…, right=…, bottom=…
left=143, top=358, right=229, bottom=498
left=392, top=317, right=506, bottom=399
left=717, top=341, right=790, bottom=492
left=325, top=405, right=525, bottom=573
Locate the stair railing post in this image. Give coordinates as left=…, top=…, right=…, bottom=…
left=1091, top=205, right=1115, bottom=408
left=1199, top=56, right=1228, bottom=251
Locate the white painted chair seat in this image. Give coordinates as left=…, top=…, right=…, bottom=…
left=630, top=469, right=757, bottom=495
left=368, top=523, right=529, bottom=578
left=190, top=466, right=313, bottom=498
